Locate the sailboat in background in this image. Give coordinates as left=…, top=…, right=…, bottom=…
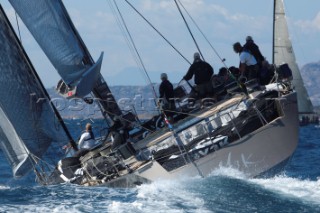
left=273, top=0, right=315, bottom=125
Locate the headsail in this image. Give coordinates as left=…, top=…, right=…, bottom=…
left=0, top=5, right=70, bottom=178
left=9, top=0, right=122, bottom=122
left=273, top=0, right=314, bottom=113
left=0, top=109, right=31, bottom=177
left=9, top=0, right=102, bottom=98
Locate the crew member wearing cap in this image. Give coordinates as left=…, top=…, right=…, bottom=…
left=183, top=52, right=214, bottom=99
left=159, top=73, right=176, bottom=120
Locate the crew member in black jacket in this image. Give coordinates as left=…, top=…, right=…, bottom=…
left=243, top=36, right=265, bottom=67
left=183, top=52, right=214, bottom=98
left=159, top=73, right=176, bottom=120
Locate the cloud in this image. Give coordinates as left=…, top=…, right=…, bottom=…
left=1, top=0, right=299, bottom=86
left=141, top=0, right=204, bottom=13
left=64, top=0, right=273, bottom=85
left=313, top=12, right=320, bottom=30
left=295, top=11, right=320, bottom=32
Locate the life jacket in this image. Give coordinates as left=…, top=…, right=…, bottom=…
left=83, top=130, right=95, bottom=142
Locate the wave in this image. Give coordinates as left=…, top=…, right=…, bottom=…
left=1, top=167, right=319, bottom=212
left=208, top=166, right=320, bottom=206
left=107, top=178, right=212, bottom=213
left=251, top=176, right=320, bottom=204
left=0, top=185, right=9, bottom=190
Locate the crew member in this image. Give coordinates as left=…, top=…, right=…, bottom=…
left=243, top=36, right=265, bottom=67
left=233, top=42, right=259, bottom=81
left=159, top=73, right=176, bottom=121
left=74, top=123, right=96, bottom=157
left=183, top=52, right=214, bottom=98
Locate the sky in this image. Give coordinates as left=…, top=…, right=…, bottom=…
left=1, top=0, right=320, bottom=86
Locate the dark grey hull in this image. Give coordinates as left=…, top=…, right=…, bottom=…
left=95, top=92, right=299, bottom=187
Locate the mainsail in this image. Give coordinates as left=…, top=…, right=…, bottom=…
left=273, top=0, right=314, bottom=113
left=9, top=0, right=122, bottom=121
left=0, top=5, right=70, bottom=178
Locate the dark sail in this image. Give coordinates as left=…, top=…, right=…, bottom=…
left=9, top=0, right=102, bottom=98
left=9, top=0, right=122, bottom=121
left=0, top=5, right=70, bottom=178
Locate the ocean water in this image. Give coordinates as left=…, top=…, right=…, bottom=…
left=0, top=125, right=320, bottom=213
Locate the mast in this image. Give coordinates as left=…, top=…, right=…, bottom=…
left=273, top=0, right=314, bottom=114
left=272, top=0, right=276, bottom=64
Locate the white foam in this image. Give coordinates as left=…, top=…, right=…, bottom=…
left=208, top=166, right=248, bottom=179
left=107, top=179, right=211, bottom=213
left=0, top=185, right=9, bottom=190
left=206, top=166, right=320, bottom=205
left=1, top=204, right=85, bottom=213
left=250, top=176, right=320, bottom=204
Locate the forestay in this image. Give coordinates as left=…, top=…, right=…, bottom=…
left=0, top=5, right=69, bottom=178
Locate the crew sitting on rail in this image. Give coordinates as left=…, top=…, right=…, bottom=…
left=73, top=123, right=96, bottom=157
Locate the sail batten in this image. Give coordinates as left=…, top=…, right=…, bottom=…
left=273, top=0, right=314, bottom=113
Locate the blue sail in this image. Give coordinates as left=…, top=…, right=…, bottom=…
left=0, top=5, right=70, bottom=178
left=9, top=0, right=102, bottom=98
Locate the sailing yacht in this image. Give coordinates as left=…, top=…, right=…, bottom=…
left=0, top=0, right=300, bottom=187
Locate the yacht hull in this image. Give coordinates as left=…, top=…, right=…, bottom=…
left=102, top=92, right=298, bottom=186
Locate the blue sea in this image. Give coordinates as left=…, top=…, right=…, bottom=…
left=0, top=124, right=320, bottom=213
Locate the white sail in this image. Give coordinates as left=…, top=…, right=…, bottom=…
left=0, top=5, right=70, bottom=178
left=273, top=0, right=314, bottom=113
left=0, top=108, right=31, bottom=178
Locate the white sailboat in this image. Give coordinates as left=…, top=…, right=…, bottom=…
left=273, top=0, right=314, bottom=116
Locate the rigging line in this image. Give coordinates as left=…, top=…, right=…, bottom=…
left=107, top=0, right=146, bottom=82
left=174, top=0, right=204, bottom=61
left=99, top=101, right=157, bottom=133
left=157, top=102, right=204, bottom=177
left=14, top=12, right=22, bottom=42
left=30, top=153, right=56, bottom=170
left=124, top=0, right=191, bottom=65
left=175, top=1, right=248, bottom=96
left=107, top=0, right=149, bottom=86
left=177, top=0, right=225, bottom=65
left=162, top=94, right=247, bottom=117
left=112, top=0, right=159, bottom=104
